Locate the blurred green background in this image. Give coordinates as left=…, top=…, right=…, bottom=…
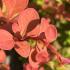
left=29, top=0, right=70, bottom=70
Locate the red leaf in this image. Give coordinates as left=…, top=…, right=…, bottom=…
left=40, top=18, right=49, bottom=33
left=0, top=50, right=6, bottom=63
left=36, top=50, right=49, bottom=63
left=45, top=24, right=57, bottom=42
left=55, top=52, right=70, bottom=64
left=18, top=8, right=39, bottom=37
left=23, top=64, right=38, bottom=70
left=0, top=9, right=3, bottom=17
left=15, top=41, right=30, bottom=58
left=40, top=18, right=57, bottom=42
left=61, top=58, right=70, bottom=64
left=27, top=21, right=40, bottom=37
left=15, top=0, right=29, bottom=13
left=3, top=0, right=16, bottom=18
left=12, top=22, right=20, bottom=33
left=3, top=0, right=29, bottom=18
left=29, top=49, right=39, bottom=68
left=0, top=29, right=15, bottom=50
left=36, top=41, right=45, bottom=52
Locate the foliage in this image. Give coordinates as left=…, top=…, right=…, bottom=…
left=0, top=0, right=70, bottom=70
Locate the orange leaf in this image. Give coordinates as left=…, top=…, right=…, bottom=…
left=18, top=8, right=39, bottom=37
left=15, top=41, right=30, bottom=58
left=0, top=29, right=15, bottom=50
left=0, top=50, right=6, bottom=63
left=45, top=24, right=57, bottom=42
